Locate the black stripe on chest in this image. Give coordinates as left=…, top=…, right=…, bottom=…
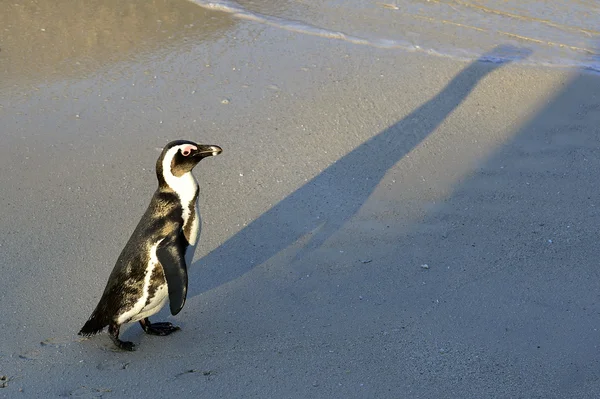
left=145, top=265, right=166, bottom=306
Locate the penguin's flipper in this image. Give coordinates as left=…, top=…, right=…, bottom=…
left=156, top=232, right=188, bottom=315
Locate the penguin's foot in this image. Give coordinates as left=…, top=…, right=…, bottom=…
left=111, top=338, right=135, bottom=351
left=108, top=323, right=135, bottom=351
left=139, top=318, right=181, bottom=336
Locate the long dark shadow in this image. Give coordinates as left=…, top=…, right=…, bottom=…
left=190, top=45, right=532, bottom=296
left=357, top=49, right=600, bottom=397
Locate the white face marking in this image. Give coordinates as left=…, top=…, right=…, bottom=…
left=117, top=241, right=165, bottom=324
left=180, top=144, right=198, bottom=157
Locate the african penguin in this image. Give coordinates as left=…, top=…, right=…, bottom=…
left=79, top=140, right=222, bottom=351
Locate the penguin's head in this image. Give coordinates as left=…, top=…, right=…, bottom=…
left=157, top=140, right=222, bottom=184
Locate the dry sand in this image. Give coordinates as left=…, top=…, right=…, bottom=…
left=1, top=1, right=600, bottom=398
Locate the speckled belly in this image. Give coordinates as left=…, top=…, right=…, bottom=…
left=117, top=242, right=169, bottom=324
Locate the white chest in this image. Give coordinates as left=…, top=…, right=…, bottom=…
left=184, top=202, right=201, bottom=266
left=163, top=169, right=201, bottom=237
left=168, top=172, right=201, bottom=264
left=161, top=150, right=202, bottom=265
left=184, top=200, right=201, bottom=245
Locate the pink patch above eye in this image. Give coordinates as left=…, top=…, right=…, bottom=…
left=181, top=144, right=197, bottom=157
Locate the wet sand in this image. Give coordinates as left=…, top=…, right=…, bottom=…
left=2, top=1, right=600, bottom=398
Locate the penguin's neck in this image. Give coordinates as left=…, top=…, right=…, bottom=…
left=161, top=169, right=201, bottom=247
left=163, top=171, right=199, bottom=209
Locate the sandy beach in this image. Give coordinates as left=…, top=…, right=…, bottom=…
left=1, top=0, right=600, bottom=397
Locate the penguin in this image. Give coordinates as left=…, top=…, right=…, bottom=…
left=78, top=139, right=222, bottom=351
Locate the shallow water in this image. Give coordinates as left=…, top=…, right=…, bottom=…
left=191, top=0, right=600, bottom=71
left=1, top=0, right=598, bottom=94
left=0, top=0, right=236, bottom=90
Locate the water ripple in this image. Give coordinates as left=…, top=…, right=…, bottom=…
left=188, top=0, right=600, bottom=72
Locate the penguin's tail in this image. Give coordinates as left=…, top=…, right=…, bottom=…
left=78, top=313, right=107, bottom=336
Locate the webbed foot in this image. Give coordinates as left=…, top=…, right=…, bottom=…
left=108, top=323, right=135, bottom=351
left=139, top=318, right=181, bottom=336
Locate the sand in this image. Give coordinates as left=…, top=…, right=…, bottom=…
left=1, top=1, right=600, bottom=398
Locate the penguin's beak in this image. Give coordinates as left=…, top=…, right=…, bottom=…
left=196, top=145, right=222, bottom=158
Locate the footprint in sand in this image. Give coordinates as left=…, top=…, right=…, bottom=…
left=0, top=375, right=9, bottom=388
left=18, top=349, right=42, bottom=360
left=40, top=337, right=70, bottom=348
left=63, top=386, right=112, bottom=398
left=18, top=337, right=74, bottom=360
left=96, top=360, right=130, bottom=371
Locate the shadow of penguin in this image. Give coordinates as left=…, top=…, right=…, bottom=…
left=190, top=44, right=532, bottom=296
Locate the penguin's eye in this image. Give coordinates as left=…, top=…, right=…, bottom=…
left=179, top=144, right=197, bottom=157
